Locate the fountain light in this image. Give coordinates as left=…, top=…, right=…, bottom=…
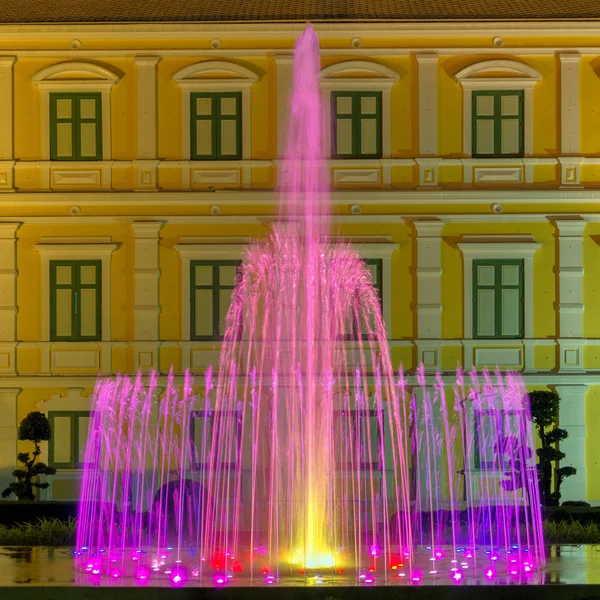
left=452, top=571, right=463, bottom=583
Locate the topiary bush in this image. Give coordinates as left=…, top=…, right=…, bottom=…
left=529, top=389, right=576, bottom=507
left=1, top=411, right=56, bottom=501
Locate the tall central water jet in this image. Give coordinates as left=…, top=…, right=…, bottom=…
left=208, top=25, right=411, bottom=570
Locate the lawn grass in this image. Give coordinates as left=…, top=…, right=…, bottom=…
left=0, top=516, right=599, bottom=547
left=0, top=517, right=76, bottom=546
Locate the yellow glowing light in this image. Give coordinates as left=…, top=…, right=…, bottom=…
left=304, top=552, right=335, bottom=569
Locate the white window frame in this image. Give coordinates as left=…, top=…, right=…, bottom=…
left=32, top=62, right=120, bottom=161
left=174, top=241, right=244, bottom=342
left=455, top=60, right=542, bottom=157
left=320, top=61, right=399, bottom=159
left=457, top=236, right=541, bottom=340
left=34, top=239, right=119, bottom=342
left=173, top=61, right=259, bottom=161
left=342, top=239, right=397, bottom=337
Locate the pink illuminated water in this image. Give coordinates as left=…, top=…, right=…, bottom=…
left=75, top=26, right=544, bottom=586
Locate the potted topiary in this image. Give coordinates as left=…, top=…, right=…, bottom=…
left=1, top=411, right=56, bottom=501
left=528, top=390, right=576, bottom=508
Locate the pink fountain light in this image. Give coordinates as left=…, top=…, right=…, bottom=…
left=75, top=25, right=545, bottom=587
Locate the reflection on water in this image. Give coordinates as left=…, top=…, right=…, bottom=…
left=0, top=546, right=599, bottom=587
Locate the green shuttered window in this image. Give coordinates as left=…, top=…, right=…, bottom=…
left=334, top=410, right=382, bottom=471
left=190, top=260, right=241, bottom=340
left=50, top=93, right=102, bottom=161
left=190, top=92, right=242, bottom=160
left=190, top=410, right=240, bottom=470
left=50, top=260, right=102, bottom=342
left=473, top=409, right=523, bottom=471
left=332, top=91, right=382, bottom=158
left=49, top=411, right=91, bottom=469
left=472, top=90, right=524, bottom=158
left=473, top=259, right=523, bottom=339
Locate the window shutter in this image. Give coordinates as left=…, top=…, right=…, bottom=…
left=77, top=415, right=91, bottom=465
left=334, top=94, right=354, bottom=156
left=499, top=263, right=523, bottom=337
left=78, top=96, right=101, bottom=159
left=359, top=94, right=380, bottom=156
left=51, top=262, right=75, bottom=340
left=51, top=96, right=76, bottom=160
left=78, top=263, right=100, bottom=339
left=218, top=95, right=240, bottom=157
left=193, top=95, right=214, bottom=158
left=51, top=414, right=73, bottom=465
left=474, top=263, right=496, bottom=337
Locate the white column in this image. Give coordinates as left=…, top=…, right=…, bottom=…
left=415, top=221, right=443, bottom=370
left=132, top=222, right=163, bottom=370
left=134, top=57, right=161, bottom=190
left=559, top=53, right=581, bottom=155
left=554, top=384, right=588, bottom=502
left=0, top=388, right=20, bottom=499
left=416, top=54, right=438, bottom=156
left=555, top=219, right=585, bottom=371
left=273, top=56, right=294, bottom=158
left=0, top=223, right=20, bottom=343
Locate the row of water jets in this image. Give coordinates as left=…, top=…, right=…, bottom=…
left=75, top=365, right=544, bottom=585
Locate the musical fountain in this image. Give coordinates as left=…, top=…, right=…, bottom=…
left=74, top=25, right=544, bottom=587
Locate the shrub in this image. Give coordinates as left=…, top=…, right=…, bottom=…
left=1, top=412, right=56, bottom=501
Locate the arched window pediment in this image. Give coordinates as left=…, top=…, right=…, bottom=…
left=320, top=60, right=399, bottom=89
left=33, top=61, right=120, bottom=87
left=456, top=59, right=541, bottom=89
left=173, top=60, right=259, bottom=88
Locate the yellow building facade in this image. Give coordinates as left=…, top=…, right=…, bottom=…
left=0, top=5, right=599, bottom=505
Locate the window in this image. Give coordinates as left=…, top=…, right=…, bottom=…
left=472, top=90, right=524, bottom=158
left=473, top=409, right=525, bottom=471
left=473, top=259, right=523, bottom=339
left=348, top=259, right=383, bottom=339
left=50, top=93, right=102, bottom=161
left=48, top=411, right=91, bottom=469
left=332, top=91, right=382, bottom=159
left=190, top=410, right=240, bottom=470
left=334, top=409, right=382, bottom=471
left=50, top=260, right=102, bottom=342
left=190, top=260, right=241, bottom=340
left=190, top=92, right=242, bottom=160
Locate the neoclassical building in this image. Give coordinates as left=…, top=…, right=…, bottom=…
left=0, top=0, right=598, bottom=505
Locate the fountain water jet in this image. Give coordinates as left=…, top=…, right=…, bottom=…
left=75, top=25, right=544, bottom=586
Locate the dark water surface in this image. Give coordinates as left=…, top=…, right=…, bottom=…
left=0, top=546, right=599, bottom=587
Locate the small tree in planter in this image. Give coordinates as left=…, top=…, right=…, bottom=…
left=529, top=390, right=575, bottom=507
left=1, top=411, right=56, bottom=501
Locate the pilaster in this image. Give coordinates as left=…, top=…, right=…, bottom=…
left=416, top=54, right=438, bottom=156
left=273, top=56, right=294, bottom=158
left=555, top=219, right=585, bottom=371
left=132, top=222, right=163, bottom=360
left=414, top=220, right=444, bottom=369
left=0, top=57, right=16, bottom=161
left=0, top=223, right=20, bottom=352
left=0, top=387, right=20, bottom=499
left=554, top=384, right=588, bottom=502
left=559, top=53, right=581, bottom=155
left=134, top=57, right=161, bottom=190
